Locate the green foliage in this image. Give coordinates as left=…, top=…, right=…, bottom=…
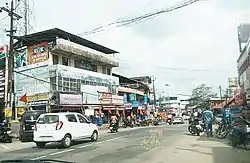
left=190, top=84, right=217, bottom=108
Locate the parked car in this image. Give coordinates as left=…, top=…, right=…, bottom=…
left=19, top=110, right=47, bottom=142
left=172, top=116, right=184, bottom=124
left=33, top=112, right=98, bottom=148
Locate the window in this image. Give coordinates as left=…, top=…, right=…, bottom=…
left=102, top=67, right=106, bottom=74
left=65, top=114, right=77, bottom=122
left=37, top=115, right=59, bottom=124
left=58, top=77, right=63, bottom=91
left=70, top=78, right=77, bottom=92
left=107, top=68, right=111, bottom=75
left=77, top=114, right=87, bottom=123
left=50, top=77, right=56, bottom=90
left=62, top=57, right=70, bottom=66
left=53, top=55, right=59, bottom=64
left=63, top=77, right=70, bottom=91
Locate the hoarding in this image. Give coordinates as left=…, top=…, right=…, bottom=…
left=28, top=42, right=49, bottom=65
left=0, top=45, right=7, bottom=60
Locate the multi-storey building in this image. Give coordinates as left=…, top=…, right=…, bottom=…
left=13, top=28, right=123, bottom=118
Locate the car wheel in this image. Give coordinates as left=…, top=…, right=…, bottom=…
left=91, top=131, right=98, bottom=141
left=36, top=142, right=46, bottom=148
left=19, top=135, right=26, bottom=142
left=62, top=134, right=72, bottom=148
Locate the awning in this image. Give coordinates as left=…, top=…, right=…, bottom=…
left=213, top=97, right=235, bottom=109
left=102, top=105, right=124, bottom=110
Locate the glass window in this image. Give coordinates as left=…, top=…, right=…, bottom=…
left=53, top=55, right=59, bottom=65
left=37, top=115, right=59, bottom=124
left=58, top=77, right=63, bottom=91
left=50, top=77, right=56, bottom=91
left=102, top=67, right=106, bottom=74
left=65, top=114, right=77, bottom=122
left=63, top=78, right=70, bottom=91
left=62, top=57, right=70, bottom=66
left=77, top=114, right=87, bottom=123
left=107, top=68, right=111, bottom=75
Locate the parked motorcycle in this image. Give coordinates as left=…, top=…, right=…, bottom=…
left=167, top=118, right=173, bottom=125
left=141, top=120, right=150, bottom=126
left=0, top=120, right=12, bottom=143
left=109, top=121, right=118, bottom=133
left=229, top=120, right=250, bottom=149
left=152, top=119, right=160, bottom=126
left=122, top=120, right=134, bottom=128
left=216, top=120, right=232, bottom=139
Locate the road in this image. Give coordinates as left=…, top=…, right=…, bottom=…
left=0, top=124, right=250, bottom=163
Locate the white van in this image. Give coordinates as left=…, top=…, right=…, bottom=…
left=33, top=112, right=98, bottom=148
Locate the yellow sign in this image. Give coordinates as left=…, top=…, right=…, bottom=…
left=17, top=107, right=25, bottom=118
left=27, top=93, right=49, bottom=102
left=4, top=107, right=12, bottom=118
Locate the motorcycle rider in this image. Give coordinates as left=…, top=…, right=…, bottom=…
left=110, top=112, right=118, bottom=128
left=202, top=107, right=214, bottom=137
left=222, top=107, right=231, bottom=125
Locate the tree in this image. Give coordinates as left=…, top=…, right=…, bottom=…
left=190, top=84, right=217, bottom=108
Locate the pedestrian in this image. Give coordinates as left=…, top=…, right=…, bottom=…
left=202, top=107, right=213, bottom=137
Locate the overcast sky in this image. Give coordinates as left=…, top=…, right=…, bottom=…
left=1, top=0, right=250, bottom=95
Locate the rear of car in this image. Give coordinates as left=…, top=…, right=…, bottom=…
left=33, top=113, right=67, bottom=143
left=19, top=110, right=46, bottom=142
left=173, top=116, right=184, bottom=124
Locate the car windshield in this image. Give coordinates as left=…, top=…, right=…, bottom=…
left=37, top=115, right=59, bottom=124
left=23, top=112, right=42, bottom=122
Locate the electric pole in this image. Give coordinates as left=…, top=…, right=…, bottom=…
left=24, top=0, right=28, bottom=35
left=152, top=76, right=156, bottom=112
left=219, top=85, right=222, bottom=101
left=0, top=0, right=22, bottom=111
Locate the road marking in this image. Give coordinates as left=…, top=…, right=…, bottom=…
left=49, top=149, right=75, bottom=156
left=31, top=155, right=48, bottom=160
left=1, top=144, right=9, bottom=149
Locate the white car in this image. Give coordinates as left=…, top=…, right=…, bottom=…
left=172, top=116, right=184, bottom=124
left=33, top=112, right=98, bottom=148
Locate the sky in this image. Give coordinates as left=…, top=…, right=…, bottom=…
left=0, top=0, right=250, bottom=96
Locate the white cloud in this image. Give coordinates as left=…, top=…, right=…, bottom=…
left=1, top=0, right=250, bottom=95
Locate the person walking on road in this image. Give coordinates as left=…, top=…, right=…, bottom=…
left=202, top=108, right=214, bottom=137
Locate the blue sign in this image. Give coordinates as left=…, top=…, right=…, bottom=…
left=123, top=93, right=128, bottom=104
left=129, top=93, right=136, bottom=102
left=132, top=101, right=139, bottom=108
left=143, top=94, right=148, bottom=104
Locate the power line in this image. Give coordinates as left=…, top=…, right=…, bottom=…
left=78, top=0, right=201, bottom=36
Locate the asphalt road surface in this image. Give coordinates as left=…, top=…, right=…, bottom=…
left=0, top=124, right=250, bottom=163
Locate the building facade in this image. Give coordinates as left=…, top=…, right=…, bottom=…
left=13, top=28, right=123, bottom=119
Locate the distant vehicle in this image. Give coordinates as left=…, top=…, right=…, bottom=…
left=19, top=110, right=47, bottom=142
left=33, top=112, right=98, bottom=148
left=182, top=115, right=190, bottom=120
left=172, top=116, right=184, bottom=124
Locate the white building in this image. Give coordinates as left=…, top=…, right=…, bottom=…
left=14, top=28, right=123, bottom=117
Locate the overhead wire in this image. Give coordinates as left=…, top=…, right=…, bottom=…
left=79, top=0, right=201, bottom=36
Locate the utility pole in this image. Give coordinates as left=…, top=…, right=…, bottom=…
left=219, top=85, right=222, bottom=101
left=152, top=76, right=156, bottom=112
left=24, top=0, right=28, bottom=35
left=0, top=0, right=22, bottom=113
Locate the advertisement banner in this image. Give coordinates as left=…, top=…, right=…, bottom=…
left=129, top=93, right=136, bottom=102
left=143, top=94, right=148, bottom=104
left=0, top=45, right=7, bottom=60
left=0, top=69, right=6, bottom=103
left=28, top=42, right=49, bottom=65
left=123, top=93, right=128, bottom=104
left=112, top=95, right=124, bottom=105
left=15, top=48, right=27, bottom=68
left=59, top=93, right=82, bottom=105
left=81, top=85, right=99, bottom=104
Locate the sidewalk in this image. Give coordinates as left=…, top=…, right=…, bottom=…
left=142, top=132, right=250, bottom=163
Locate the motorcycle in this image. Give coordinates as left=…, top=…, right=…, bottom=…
left=109, top=121, right=118, bottom=133
left=152, top=119, right=160, bottom=126
left=141, top=120, right=150, bottom=126
left=121, top=120, right=134, bottom=128
left=188, top=118, right=203, bottom=136
left=216, top=120, right=232, bottom=139
left=167, top=118, right=173, bottom=125
left=228, top=121, right=250, bottom=149
left=0, top=121, right=12, bottom=143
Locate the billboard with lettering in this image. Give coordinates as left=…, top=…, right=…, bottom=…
left=28, top=42, right=49, bottom=65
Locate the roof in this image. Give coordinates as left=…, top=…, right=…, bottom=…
left=14, top=28, right=119, bottom=54
left=112, top=73, right=149, bottom=90
left=213, top=97, right=235, bottom=109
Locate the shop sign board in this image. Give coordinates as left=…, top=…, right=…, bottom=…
left=0, top=45, right=7, bottom=59
left=59, top=93, right=82, bottom=105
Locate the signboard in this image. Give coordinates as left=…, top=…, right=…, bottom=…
left=15, top=48, right=27, bottom=68
left=28, top=42, right=49, bottom=65
left=112, top=95, right=124, bottom=105
left=0, top=45, right=7, bottom=59
left=59, top=93, right=82, bottom=105
left=0, top=69, right=6, bottom=102
left=99, top=92, right=112, bottom=104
